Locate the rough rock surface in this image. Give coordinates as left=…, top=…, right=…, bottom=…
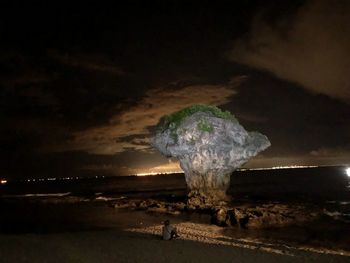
left=112, top=198, right=185, bottom=215
left=152, top=110, right=270, bottom=205
left=211, top=204, right=321, bottom=228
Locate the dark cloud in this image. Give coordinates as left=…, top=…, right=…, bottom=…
left=222, top=71, right=350, bottom=165
left=48, top=50, right=125, bottom=76
left=223, top=82, right=348, bottom=158
left=0, top=51, right=136, bottom=128
left=228, top=0, right=350, bottom=101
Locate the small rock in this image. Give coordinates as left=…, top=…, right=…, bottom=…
left=173, top=202, right=186, bottom=211
left=211, top=208, right=228, bottom=226
left=114, top=203, right=130, bottom=209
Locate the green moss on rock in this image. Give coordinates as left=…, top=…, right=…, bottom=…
left=156, top=104, right=236, bottom=138
left=197, top=119, right=214, bottom=132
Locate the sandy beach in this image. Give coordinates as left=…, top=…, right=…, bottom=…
left=0, top=201, right=349, bottom=263
left=1, top=222, right=350, bottom=263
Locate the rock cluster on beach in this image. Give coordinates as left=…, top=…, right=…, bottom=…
left=152, top=105, right=270, bottom=205
left=112, top=198, right=185, bottom=215
left=112, top=197, right=320, bottom=228
left=211, top=204, right=320, bottom=228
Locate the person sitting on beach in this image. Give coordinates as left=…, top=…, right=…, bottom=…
left=162, top=220, right=179, bottom=240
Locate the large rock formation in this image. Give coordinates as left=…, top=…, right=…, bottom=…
left=152, top=105, right=270, bottom=206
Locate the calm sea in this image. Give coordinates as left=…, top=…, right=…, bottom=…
left=1, top=166, right=349, bottom=203
left=1, top=166, right=350, bottom=233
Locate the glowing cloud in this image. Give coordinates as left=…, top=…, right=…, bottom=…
left=60, top=79, right=244, bottom=154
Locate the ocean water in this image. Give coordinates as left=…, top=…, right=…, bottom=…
left=231, top=166, right=350, bottom=202
left=1, top=166, right=349, bottom=197
left=0, top=166, right=350, bottom=235
left=1, top=166, right=350, bottom=211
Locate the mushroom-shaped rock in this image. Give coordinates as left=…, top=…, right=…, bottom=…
left=152, top=105, right=270, bottom=206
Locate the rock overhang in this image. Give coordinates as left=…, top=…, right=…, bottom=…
left=152, top=105, right=270, bottom=205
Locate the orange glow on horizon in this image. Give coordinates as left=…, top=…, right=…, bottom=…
left=134, top=165, right=325, bottom=176
left=135, top=161, right=182, bottom=176
left=136, top=171, right=183, bottom=176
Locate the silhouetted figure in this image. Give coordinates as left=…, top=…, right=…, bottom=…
left=162, top=220, right=179, bottom=240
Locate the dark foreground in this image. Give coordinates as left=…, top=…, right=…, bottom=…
left=1, top=227, right=349, bottom=263
left=0, top=199, right=349, bottom=263
left=1, top=166, right=350, bottom=262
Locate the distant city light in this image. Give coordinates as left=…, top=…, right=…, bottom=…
left=346, top=168, right=350, bottom=177
left=240, top=165, right=319, bottom=171
left=1, top=179, right=7, bottom=185
left=136, top=171, right=183, bottom=176
left=23, top=175, right=105, bottom=183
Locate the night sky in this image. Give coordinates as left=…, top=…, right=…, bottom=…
left=1, top=0, right=350, bottom=179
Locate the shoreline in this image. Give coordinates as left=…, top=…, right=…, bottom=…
left=0, top=197, right=350, bottom=262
